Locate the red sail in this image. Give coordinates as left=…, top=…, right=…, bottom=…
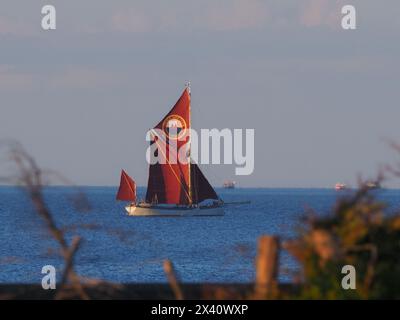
left=146, top=88, right=191, bottom=204
left=116, top=170, right=137, bottom=202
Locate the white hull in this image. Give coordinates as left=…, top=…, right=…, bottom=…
left=125, top=204, right=224, bottom=217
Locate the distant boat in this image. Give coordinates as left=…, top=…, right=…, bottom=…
left=335, top=183, right=347, bottom=191
left=116, top=84, right=224, bottom=217
left=365, top=181, right=381, bottom=189
left=223, top=180, right=236, bottom=189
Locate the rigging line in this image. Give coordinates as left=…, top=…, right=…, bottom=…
left=154, top=138, right=192, bottom=203
left=151, top=131, right=192, bottom=203
left=152, top=128, right=192, bottom=193
left=154, top=128, right=190, bottom=187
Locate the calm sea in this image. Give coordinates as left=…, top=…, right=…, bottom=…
left=1, top=187, right=399, bottom=284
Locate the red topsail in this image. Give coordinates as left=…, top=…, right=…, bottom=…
left=116, top=170, right=137, bottom=202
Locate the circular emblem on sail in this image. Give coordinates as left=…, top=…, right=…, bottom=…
left=162, top=115, right=187, bottom=140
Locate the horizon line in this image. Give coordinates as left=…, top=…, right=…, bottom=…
left=0, top=184, right=399, bottom=190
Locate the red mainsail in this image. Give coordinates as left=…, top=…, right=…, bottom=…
left=146, top=88, right=191, bottom=204
left=146, top=87, right=218, bottom=205
left=116, top=170, right=137, bottom=202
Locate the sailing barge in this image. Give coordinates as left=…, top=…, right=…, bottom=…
left=116, top=85, right=224, bottom=216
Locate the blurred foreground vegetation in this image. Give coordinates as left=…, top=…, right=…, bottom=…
left=284, top=184, right=400, bottom=299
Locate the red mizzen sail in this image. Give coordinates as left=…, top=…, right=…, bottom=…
left=116, top=170, right=137, bottom=202
left=146, top=87, right=218, bottom=205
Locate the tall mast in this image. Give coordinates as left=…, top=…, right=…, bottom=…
left=186, top=81, right=192, bottom=205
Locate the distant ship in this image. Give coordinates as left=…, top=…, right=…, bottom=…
left=335, top=183, right=347, bottom=190
left=116, top=84, right=225, bottom=217
left=223, top=180, right=236, bottom=189
left=365, top=181, right=382, bottom=189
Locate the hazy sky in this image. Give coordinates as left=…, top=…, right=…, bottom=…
left=1, top=0, right=400, bottom=188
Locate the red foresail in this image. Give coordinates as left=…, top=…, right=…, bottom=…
left=116, top=170, right=137, bottom=202
left=146, top=88, right=191, bottom=205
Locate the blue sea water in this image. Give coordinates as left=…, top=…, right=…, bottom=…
left=1, top=187, right=399, bottom=284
